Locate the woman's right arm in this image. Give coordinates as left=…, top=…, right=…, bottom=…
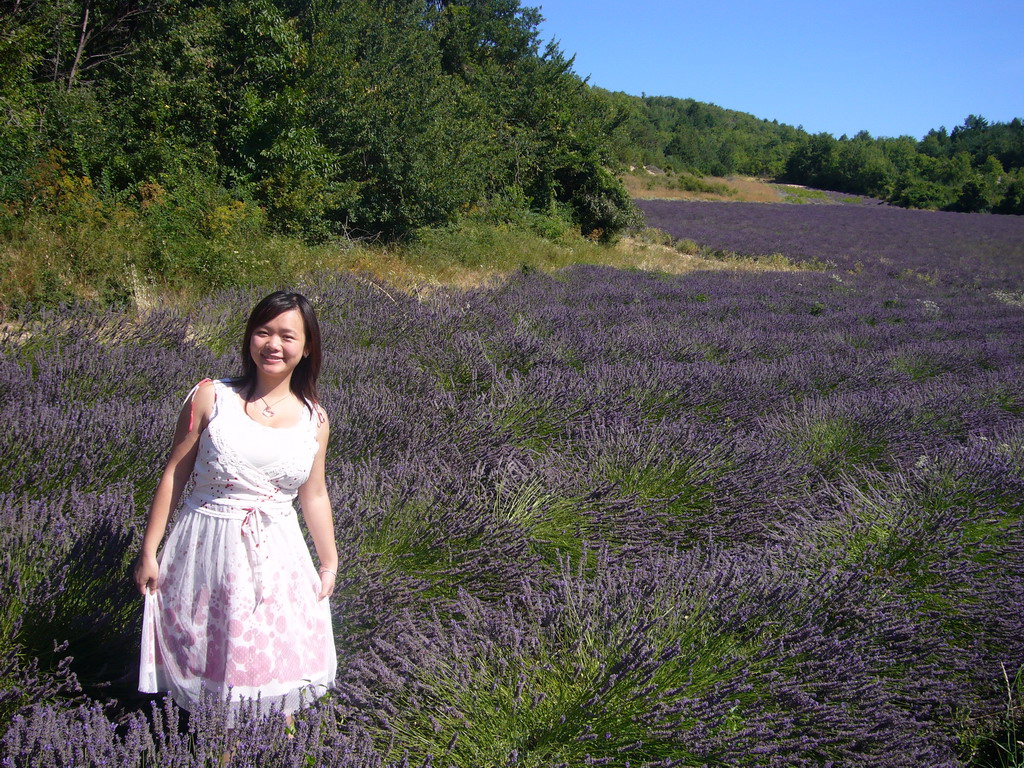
left=133, top=381, right=215, bottom=595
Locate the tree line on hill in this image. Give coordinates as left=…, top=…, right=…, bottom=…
left=0, top=0, right=638, bottom=249
left=604, top=94, right=1024, bottom=214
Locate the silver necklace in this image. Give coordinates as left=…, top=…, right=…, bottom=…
left=257, top=393, right=290, bottom=418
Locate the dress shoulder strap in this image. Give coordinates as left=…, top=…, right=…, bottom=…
left=184, top=378, right=215, bottom=432
left=307, top=400, right=327, bottom=436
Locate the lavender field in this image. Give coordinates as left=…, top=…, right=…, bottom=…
left=2, top=201, right=1024, bottom=766
left=638, top=198, right=1024, bottom=289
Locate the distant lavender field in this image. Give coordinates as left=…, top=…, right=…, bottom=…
left=637, top=198, right=1024, bottom=288
left=2, top=202, right=1023, bottom=766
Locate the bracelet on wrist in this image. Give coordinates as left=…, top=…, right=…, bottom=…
left=318, top=568, right=336, bottom=577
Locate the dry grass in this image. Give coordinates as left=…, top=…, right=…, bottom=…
left=615, top=237, right=809, bottom=274
left=315, top=243, right=510, bottom=294
left=722, top=177, right=789, bottom=203
left=621, top=173, right=785, bottom=204
left=328, top=235, right=813, bottom=295
left=309, top=234, right=811, bottom=295
left=0, top=211, right=818, bottom=317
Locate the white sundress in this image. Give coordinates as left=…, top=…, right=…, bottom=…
left=139, top=379, right=336, bottom=718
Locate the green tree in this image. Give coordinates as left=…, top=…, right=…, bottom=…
left=919, top=126, right=950, bottom=158
left=783, top=133, right=839, bottom=188
left=994, top=168, right=1024, bottom=215
left=302, top=0, right=495, bottom=235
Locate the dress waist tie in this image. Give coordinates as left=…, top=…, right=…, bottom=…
left=190, top=501, right=295, bottom=607
left=240, top=507, right=268, bottom=606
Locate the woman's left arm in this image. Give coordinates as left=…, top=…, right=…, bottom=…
left=298, top=410, right=338, bottom=601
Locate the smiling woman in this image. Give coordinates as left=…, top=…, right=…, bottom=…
left=133, top=291, right=338, bottom=723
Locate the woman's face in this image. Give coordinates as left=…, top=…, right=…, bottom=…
left=249, top=308, right=308, bottom=380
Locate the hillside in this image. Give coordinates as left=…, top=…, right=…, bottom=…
left=602, top=92, right=1024, bottom=214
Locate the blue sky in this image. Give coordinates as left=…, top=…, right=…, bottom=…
left=536, top=0, right=1023, bottom=140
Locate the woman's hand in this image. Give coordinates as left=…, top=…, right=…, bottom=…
left=317, top=568, right=336, bottom=601
left=135, top=552, right=160, bottom=595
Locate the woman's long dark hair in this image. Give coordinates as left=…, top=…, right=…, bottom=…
left=239, top=291, right=322, bottom=413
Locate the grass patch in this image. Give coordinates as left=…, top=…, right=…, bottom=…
left=354, top=493, right=518, bottom=601
left=1, top=200, right=834, bottom=316
left=489, top=475, right=590, bottom=566
left=891, top=352, right=947, bottom=381
left=786, top=415, right=891, bottom=477
left=622, top=171, right=787, bottom=202
left=624, top=228, right=829, bottom=274
left=621, top=170, right=734, bottom=199
left=964, top=664, right=1024, bottom=768
left=774, top=185, right=830, bottom=203
left=991, top=290, right=1024, bottom=308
